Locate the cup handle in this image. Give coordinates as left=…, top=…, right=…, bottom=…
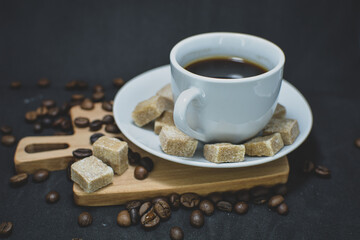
left=173, top=87, right=207, bottom=142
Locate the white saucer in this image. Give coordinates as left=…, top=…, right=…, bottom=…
left=113, top=65, right=313, bottom=168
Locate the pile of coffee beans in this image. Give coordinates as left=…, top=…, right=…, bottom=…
left=128, top=149, right=154, bottom=180
left=0, top=125, right=16, bottom=147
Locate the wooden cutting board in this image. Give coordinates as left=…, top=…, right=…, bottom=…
left=14, top=103, right=289, bottom=206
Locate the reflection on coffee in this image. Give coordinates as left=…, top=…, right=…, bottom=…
left=184, top=56, right=267, bottom=79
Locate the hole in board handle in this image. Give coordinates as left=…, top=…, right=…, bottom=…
left=25, top=143, right=69, bottom=153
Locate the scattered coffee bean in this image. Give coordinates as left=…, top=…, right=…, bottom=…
left=190, top=210, right=204, bottom=228
left=33, top=169, right=49, bottom=182
left=37, top=78, right=50, bottom=87
left=355, top=138, right=360, bottom=148
left=139, top=202, right=152, bottom=216
left=67, top=160, right=75, bottom=181
left=277, top=202, right=289, bottom=215
left=48, top=107, right=60, bottom=118
left=154, top=199, right=171, bottom=220
left=0, top=221, right=13, bottom=238
left=74, top=117, right=90, bottom=128
left=234, top=202, right=249, bottom=215
left=139, top=157, right=154, bottom=172
left=303, top=160, right=315, bottom=173
left=128, top=149, right=140, bottom=166
left=93, top=84, right=104, bottom=93
left=250, top=186, right=269, bottom=198
left=90, top=133, right=104, bottom=144
left=73, top=148, right=93, bottom=159
left=208, top=192, right=222, bottom=204
left=81, top=98, right=94, bottom=110
left=46, top=191, right=60, bottom=204
left=0, top=125, right=12, bottom=134
left=1, top=135, right=16, bottom=146
left=152, top=197, right=168, bottom=205
left=129, top=208, right=140, bottom=225
left=76, top=81, right=88, bottom=90
left=216, top=201, right=232, bottom=212
left=9, top=173, right=28, bottom=187
left=25, top=111, right=37, bottom=122
left=36, top=106, right=48, bottom=118
left=42, top=99, right=56, bottom=108
left=52, top=117, right=65, bottom=128
left=126, top=200, right=142, bottom=210
left=141, top=207, right=160, bottom=228
left=170, top=226, right=184, bottom=240
left=92, top=91, right=105, bottom=102
left=89, top=120, right=102, bottom=131
left=61, top=119, right=71, bottom=131
left=105, top=124, right=120, bottom=133
left=65, top=80, right=77, bottom=90
left=117, top=210, right=131, bottom=227
left=169, top=193, right=180, bottom=210
left=41, top=117, right=53, bottom=128
left=272, top=184, right=288, bottom=196
left=102, top=115, right=114, bottom=124
left=223, top=192, right=237, bottom=204
left=71, top=94, right=85, bottom=102
left=60, top=102, right=70, bottom=115
left=10, top=81, right=21, bottom=89
left=102, top=101, right=112, bottom=112
left=315, top=165, right=331, bottom=178
left=113, top=78, right=125, bottom=88
left=252, top=196, right=268, bottom=205
left=236, top=190, right=250, bottom=202
left=180, top=193, right=200, bottom=208
left=33, top=122, right=43, bottom=133
left=134, top=166, right=148, bottom=180
left=199, top=200, right=214, bottom=216
left=268, top=195, right=284, bottom=208
left=78, top=212, right=93, bottom=227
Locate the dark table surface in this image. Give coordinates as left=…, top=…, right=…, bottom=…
left=1, top=0, right=360, bottom=239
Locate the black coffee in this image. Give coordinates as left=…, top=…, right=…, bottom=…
left=184, top=56, right=267, bottom=79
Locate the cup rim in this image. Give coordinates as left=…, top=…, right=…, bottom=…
left=170, top=32, right=285, bottom=83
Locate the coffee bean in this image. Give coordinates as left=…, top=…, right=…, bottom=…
left=92, top=92, right=105, bottom=102
left=0, top=125, right=12, bottom=135
left=93, top=84, right=104, bottom=93
left=36, top=106, right=48, bottom=118
left=102, top=115, right=114, bottom=124
left=0, top=221, right=13, bottom=238
left=9, top=173, right=28, bottom=187
left=74, top=117, right=90, bottom=128
left=128, top=149, right=140, bottom=166
left=25, top=111, right=37, bottom=122
left=71, top=94, right=85, bottom=102
left=67, top=160, right=75, bottom=181
left=129, top=208, right=140, bottom=225
left=250, top=186, right=270, bottom=198
left=169, top=193, right=180, bottom=210
left=52, top=117, right=66, bottom=128
left=42, top=99, right=56, bottom=108
left=76, top=81, right=88, bottom=90
left=102, top=101, right=112, bottom=112
left=272, top=184, right=288, bottom=196
left=113, top=78, right=125, bottom=88
left=208, top=192, right=222, bottom=204
left=48, top=107, right=60, bottom=118
left=315, top=165, right=331, bottom=178
left=73, top=148, right=93, bottom=159
left=89, top=120, right=102, bottom=131
left=216, top=201, right=232, bottom=212
left=65, top=80, right=77, bottom=90
left=126, top=200, right=142, bottom=210
left=190, top=210, right=204, bottom=228
left=1, top=135, right=16, bottom=146
left=234, top=202, right=249, bottom=215
left=46, top=191, right=60, bottom=203
left=303, top=160, right=315, bottom=173
left=41, top=117, right=53, bottom=128
left=139, top=157, right=154, bottom=172
left=199, top=200, right=214, bottom=216
left=236, top=190, right=250, bottom=202
left=154, top=199, right=171, bottom=220
left=139, top=202, right=152, bottom=216
left=33, top=169, right=49, bottom=182
left=10, top=81, right=21, bottom=89
left=105, top=124, right=120, bottom=133
left=180, top=193, right=200, bottom=208
left=117, top=210, right=131, bottom=227
left=61, top=119, right=71, bottom=131
left=81, top=98, right=94, bottom=110
left=268, top=195, right=284, bottom=208
left=134, top=166, right=148, bottom=180
left=223, top=192, right=237, bottom=204
left=33, top=122, right=43, bottom=133
left=78, top=212, right=92, bottom=227
left=170, top=226, right=184, bottom=240
left=90, top=133, right=104, bottom=144
left=37, top=78, right=50, bottom=87
left=60, top=102, right=70, bottom=115
left=277, top=202, right=289, bottom=215
left=355, top=138, right=360, bottom=148
left=252, top=196, right=268, bottom=205
left=152, top=197, right=168, bottom=205
left=141, top=207, right=160, bottom=228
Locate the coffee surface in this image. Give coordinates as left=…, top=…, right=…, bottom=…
left=184, top=56, right=267, bottom=79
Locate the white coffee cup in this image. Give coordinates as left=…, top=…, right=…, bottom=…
left=170, top=32, right=285, bottom=143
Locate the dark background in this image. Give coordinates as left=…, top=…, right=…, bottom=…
left=1, top=0, right=360, bottom=239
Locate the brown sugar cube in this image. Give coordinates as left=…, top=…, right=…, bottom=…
left=132, top=95, right=172, bottom=127
left=154, top=111, right=175, bottom=135
left=244, top=133, right=284, bottom=157
left=156, top=84, right=173, bottom=102
left=93, top=136, right=129, bottom=175
left=159, top=126, right=198, bottom=157
left=272, top=103, right=286, bottom=118
left=263, top=118, right=300, bottom=145
left=204, top=143, right=245, bottom=163
left=71, top=156, right=114, bottom=193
